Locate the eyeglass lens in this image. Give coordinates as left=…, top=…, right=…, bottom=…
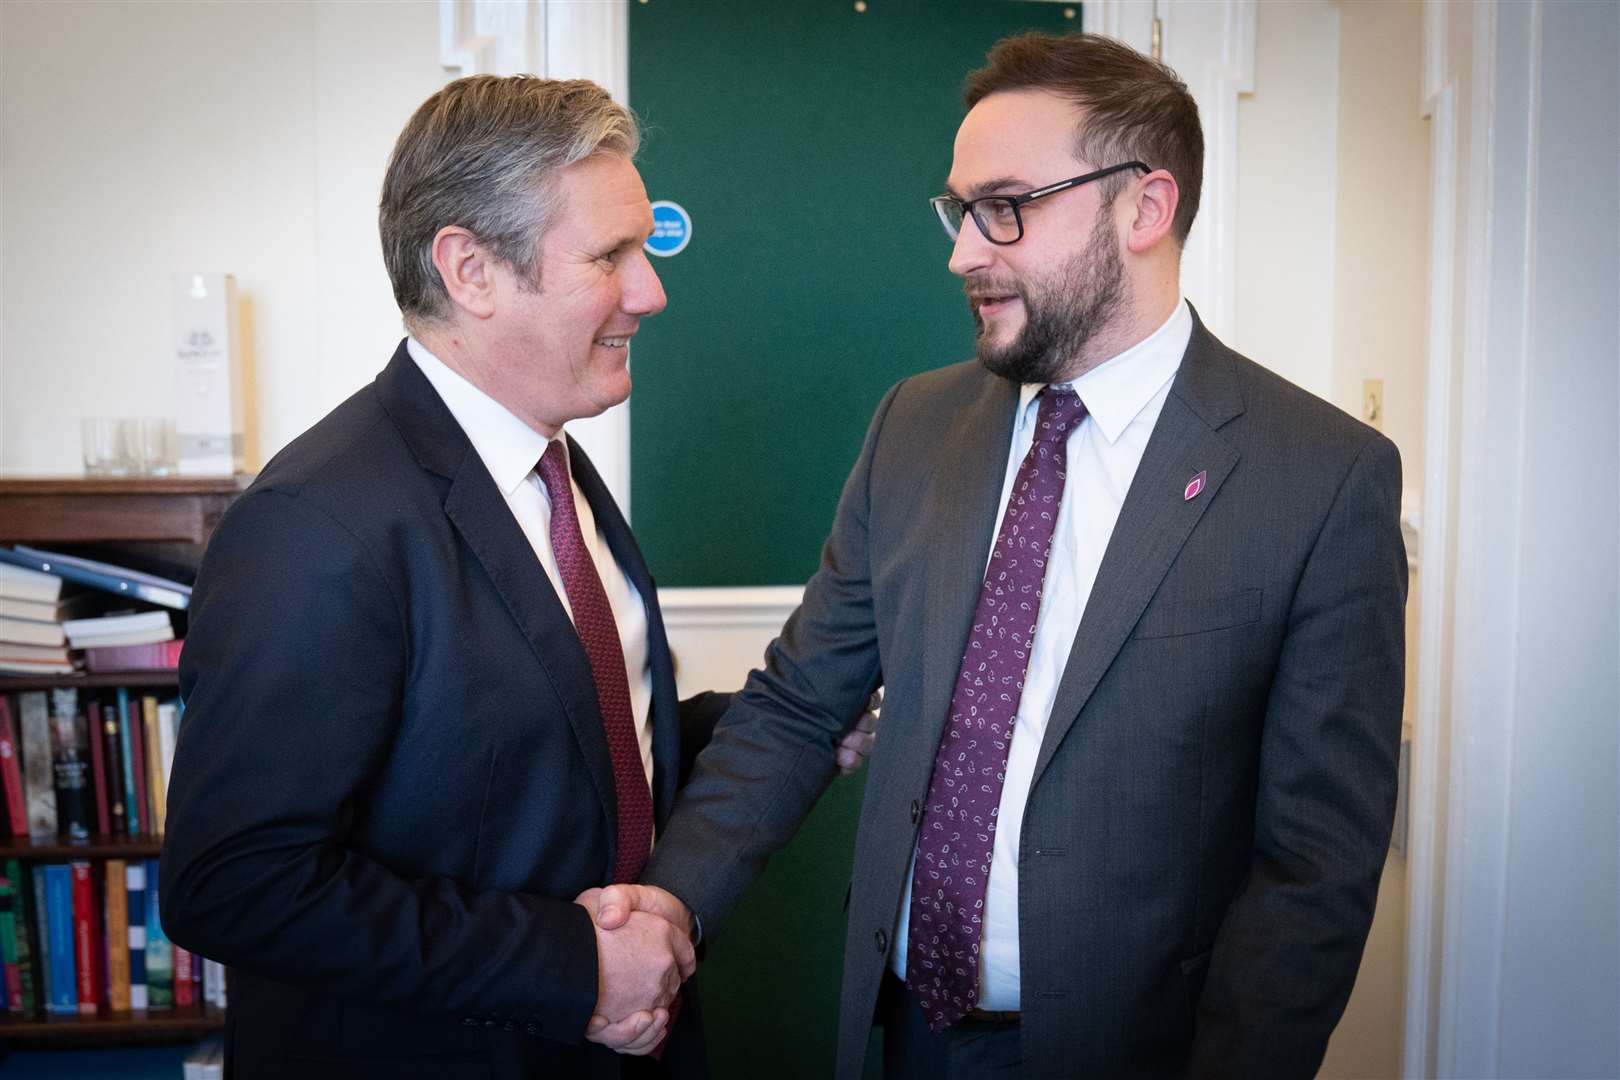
left=933, top=197, right=1022, bottom=244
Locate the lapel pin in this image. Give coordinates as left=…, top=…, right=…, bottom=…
left=1183, top=470, right=1207, bottom=501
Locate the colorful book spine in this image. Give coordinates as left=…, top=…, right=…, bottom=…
left=9, top=859, right=36, bottom=1013
left=126, top=861, right=147, bottom=1009
left=101, top=702, right=127, bottom=837
left=0, top=873, right=20, bottom=1012
left=42, top=864, right=76, bottom=1015
left=144, top=858, right=172, bottom=1009
left=116, top=688, right=139, bottom=836
left=31, top=869, right=51, bottom=1010
left=86, top=701, right=111, bottom=835
left=103, top=858, right=129, bottom=1011
left=202, top=958, right=223, bottom=1009
left=70, top=861, right=97, bottom=1014
left=18, top=691, right=56, bottom=837
left=49, top=689, right=91, bottom=839
left=157, top=701, right=179, bottom=825
left=0, top=697, right=28, bottom=837
left=172, top=942, right=194, bottom=1007
left=82, top=640, right=184, bottom=674
left=143, top=698, right=166, bottom=836
left=127, top=698, right=149, bottom=836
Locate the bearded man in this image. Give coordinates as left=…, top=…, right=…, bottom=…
left=598, top=31, right=1407, bottom=1079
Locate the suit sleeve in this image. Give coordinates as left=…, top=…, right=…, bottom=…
left=639, top=383, right=903, bottom=938
left=1189, top=435, right=1407, bottom=1077
left=676, top=692, right=732, bottom=787
left=160, top=489, right=599, bottom=1040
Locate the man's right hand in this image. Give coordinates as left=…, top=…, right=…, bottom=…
left=574, top=887, right=695, bottom=1052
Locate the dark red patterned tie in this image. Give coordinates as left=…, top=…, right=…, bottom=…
left=906, top=386, right=1087, bottom=1031
left=537, top=440, right=653, bottom=882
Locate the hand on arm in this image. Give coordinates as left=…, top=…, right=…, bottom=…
left=834, top=690, right=881, bottom=775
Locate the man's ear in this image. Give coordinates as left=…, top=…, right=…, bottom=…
left=1124, top=169, right=1180, bottom=254
left=430, top=226, right=498, bottom=319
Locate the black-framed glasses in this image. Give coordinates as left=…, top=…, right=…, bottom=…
left=930, top=161, right=1151, bottom=245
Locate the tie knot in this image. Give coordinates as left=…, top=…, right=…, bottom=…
left=536, top=439, right=570, bottom=503
left=1035, top=386, right=1087, bottom=441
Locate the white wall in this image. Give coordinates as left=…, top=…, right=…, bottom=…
left=1231, top=0, right=1340, bottom=400
left=1475, top=1, right=1619, bottom=1071
left=1409, top=0, right=1620, bottom=1075
left=0, top=1, right=445, bottom=477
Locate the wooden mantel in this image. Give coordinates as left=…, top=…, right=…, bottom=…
left=0, top=476, right=252, bottom=548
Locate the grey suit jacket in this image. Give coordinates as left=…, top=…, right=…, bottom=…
left=644, top=313, right=1406, bottom=1078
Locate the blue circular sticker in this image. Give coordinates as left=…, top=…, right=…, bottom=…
left=646, top=201, right=692, bottom=257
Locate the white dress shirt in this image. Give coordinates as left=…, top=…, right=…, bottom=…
left=892, top=299, right=1193, bottom=1009
left=407, top=338, right=656, bottom=790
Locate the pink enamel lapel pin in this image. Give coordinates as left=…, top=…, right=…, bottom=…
left=1183, top=470, right=1207, bottom=501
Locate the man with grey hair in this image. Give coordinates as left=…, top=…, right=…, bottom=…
left=161, top=74, right=873, bottom=1078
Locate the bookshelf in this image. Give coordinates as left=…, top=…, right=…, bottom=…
left=0, top=476, right=247, bottom=1048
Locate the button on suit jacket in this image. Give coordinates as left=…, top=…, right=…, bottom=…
left=162, top=342, right=720, bottom=1080
left=644, top=312, right=1407, bottom=1079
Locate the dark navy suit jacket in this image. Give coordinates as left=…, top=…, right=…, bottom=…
left=162, top=342, right=718, bottom=1079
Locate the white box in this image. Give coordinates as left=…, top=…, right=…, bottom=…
left=174, top=273, right=245, bottom=476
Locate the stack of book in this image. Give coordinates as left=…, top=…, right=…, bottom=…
left=0, top=547, right=190, bottom=677
left=0, top=856, right=227, bottom=1016
left=0, top=687, right=180, bottom=841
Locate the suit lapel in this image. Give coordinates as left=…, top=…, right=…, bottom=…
left=1031, top=315, right=1246, bottom=785
left=374, top=346, right=622, bottom=864
left=565, top=435, right=682, bottom=827
left=917, top=374, right=1021, bottom=755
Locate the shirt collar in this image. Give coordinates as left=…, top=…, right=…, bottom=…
left=1017, top=298, right=1192, bottom=445
left=406, top=336, right=557, bottom=497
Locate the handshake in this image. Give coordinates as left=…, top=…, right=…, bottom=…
left=573, top=883, right=697, bottom=1056
left=570, top=698, right=879, bottom=1055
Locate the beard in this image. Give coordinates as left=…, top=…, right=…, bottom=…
left=968, top=209, right=1129, bottom=385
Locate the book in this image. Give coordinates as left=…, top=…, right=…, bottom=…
left=42, top=864, right=76, bottom=1015
left=0, top=547, right=191, bottom=611
left=0, top=641, right=73, bottom=663
left=50, top=688, right=92, bottom=839
left=172, top=942, right=194, bottom=1007
left=128, top=698, right=150, bottom=835
left=0, top=591, right=105, bottom=624
left=0, top=563, right=63, bottom=605
left=101, top=701, right=127, bottom=836
left=144, top=858, right=172, bottom=1009
left=70, top=862, right=98, bottom=1014
left=103, top=858, right=129, bottom=1011
left=0, top=658, right=77, bottom=676
left=63, top=610, right=175, bottom=649
left=87, top=702, right=111, bottom=835
left=116, top=688, right=140, bottom=836
left=126, top=861, right=148, bottom=1009
left=9, top=858, right=37, bottom=1013
left=0, top=697, right=28, bottom=837
left=17, top=691, right=56, bottom=837
left=143, top=697, right=167, bottom=836
left=202, top=957, right=224, bottom=1009
left=31, top=869, right=52, bottom=1011
left=0, top=873, right=21, bottom=1013
left=82, top=639, right=184, bottom=674
left=0, top=617, right=66, bottom=648
left=157, top=701, right=179, bottom=812
left=184, top=1037, right=225, bottom=1080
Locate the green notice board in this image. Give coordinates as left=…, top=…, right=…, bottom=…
left=629, top=0, right=1079, bottom=586
left=630, top=4, right=1081, bottom=1077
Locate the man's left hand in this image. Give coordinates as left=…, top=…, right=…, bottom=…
left=835, top=690, right=881, bottom=775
